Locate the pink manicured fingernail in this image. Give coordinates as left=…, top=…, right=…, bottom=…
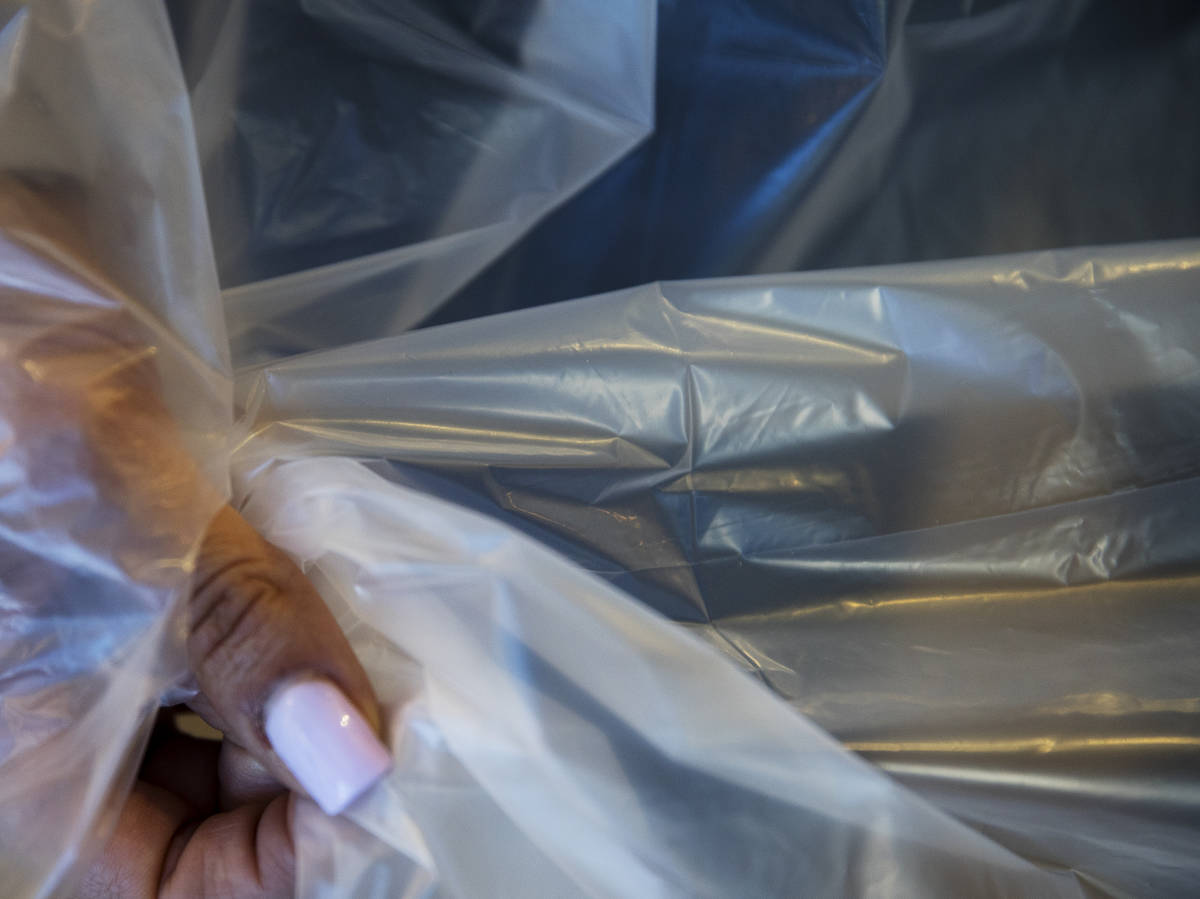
left=265, top=678, right=392, bottom=815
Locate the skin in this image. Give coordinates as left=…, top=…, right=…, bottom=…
left=1, top=183, right=381, bottom=896
left=80, top=503, right=379, bottom=898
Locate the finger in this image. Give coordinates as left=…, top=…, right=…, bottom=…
left=149, top=709, right=287, bottom=812
left=81, top=781, right=294, bottom=899
left=1, top=180, right=223, bottom=566
left=79, top=782, right=192, bottom=899
left=219, top=740, right=286, bottom=810
left=139, top=716, right=222, bottom=815
left=189, top=504, right=391, bottom=815
left=160, top=795, right=294, bottom=899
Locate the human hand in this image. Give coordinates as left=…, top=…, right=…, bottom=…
left=0, top=182, right=391, bottom=897
left=81, top=505, right=392, bottom=898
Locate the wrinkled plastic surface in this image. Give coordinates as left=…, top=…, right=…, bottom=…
left=431, top=0, right=1200, bottom=325
left=3, top=0, right=1200, bottom=897
left=169, top=0, right=655, bottom=363
left=241, top=457, right=1082, bottom=898
left=237, top=241, right=1200, bottom=898
left=0, top=2, right=231, bottom=896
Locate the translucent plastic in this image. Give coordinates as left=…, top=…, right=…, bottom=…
left=4, top=0, right=1200, bottom=897
left=241, top=457, right=1083, bottom=898
left=0, top=190, right=223, bottom=899
left=428, top=2, right=1200, bottom=325
left=170, top=0, right=655, bottom=364
left=0, top=3, right=231, bottom=895
left=236, top=241, right=1200, bottom=898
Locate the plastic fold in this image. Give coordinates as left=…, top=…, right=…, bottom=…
left=170, top=0, right=655, bottom=364
left=2, top=0, right=1199, bottom=897
left=237, top=242, right=1200, bottom=898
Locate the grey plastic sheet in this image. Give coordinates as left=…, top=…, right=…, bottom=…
left=240, top=455, right=1085, bottom=898
left=238, top=241, right=1200, bottom=898
left=3, top=0, right=1199, bottom=896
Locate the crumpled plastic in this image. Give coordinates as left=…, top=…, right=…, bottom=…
left=235, top=241, right=1200, bottom=898
left=239, top=456, right=1084, bottom=898
left=169, top=0, right=655, bottom=364
left=0, top=3, right=231, bottom=896
left=3, top=0, right=1200, bottom=898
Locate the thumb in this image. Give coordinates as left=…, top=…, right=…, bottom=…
left=189, top=504, right=392, bottom=815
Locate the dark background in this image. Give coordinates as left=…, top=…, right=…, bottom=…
left=428, top=0, right=1200, bottom=324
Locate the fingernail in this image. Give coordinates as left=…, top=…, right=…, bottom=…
left=265, top=678, right=392, bottom=815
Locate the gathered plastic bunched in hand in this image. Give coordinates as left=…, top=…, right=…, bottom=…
left=3, top=1, right=1200, bottom=897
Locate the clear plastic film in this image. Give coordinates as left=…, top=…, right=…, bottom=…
left=168, top=0, right=655, bottom=364
left=239, top=456, right=1083, bottom=898
left=426, top=1, right=1200, bottom=326
left=3, top=0, right=1200, bottom=897
left=236, top=241, right=1200, bottom=898
left=0, top=1, right=230, bottom=895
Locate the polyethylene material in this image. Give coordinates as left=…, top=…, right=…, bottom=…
left=169, top=0, right=656, bottom=363
left=427, top=0, right=1200, bottom=326
left=237, top=242, right=1200, bottom=898
left=3, top=0, right=1200, bottom=897
left=0, top=3, right=231, bottom=895
left=240, top=456, right=1083, bottom=898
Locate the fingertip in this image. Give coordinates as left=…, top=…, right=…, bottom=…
left=255, top=793, right=296, bottom=894
left=191, top=504, right=387, bottom=804
left=264, top=678, right=392, bottom=816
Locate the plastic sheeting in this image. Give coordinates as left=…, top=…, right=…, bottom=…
left=1, top=0, right=652, bottom=892
left=236, top=241, right=1200, bottom=898
left=168, top=0, right=655, bottom=363
left=429, top=0, right=1200, bottom=325
left=239, top=456, right=1083, bottom=898
left=0, top=2, right=231, bottom=895
left=3, top=0, right=1200, bottom=897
